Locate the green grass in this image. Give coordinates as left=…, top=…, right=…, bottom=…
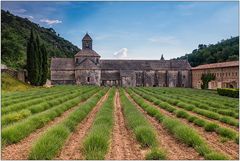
left=1, top=73, right=32, bottom=92
left=145, top=148, right=166, bottom=160
left=133, top=88, right=238, bottom=141
left=120, top=89, right=166, bottom=158
left=204, top=123, right=219, bottom=132
left=83, top=88, right=115, bottom=160
left=2, top=88, right=100, bottom=145
left=28, top=89, right=108, bottom=160
left=29, top=125, right=70, bottom=159
left=127, top=88, right=230, bottom=160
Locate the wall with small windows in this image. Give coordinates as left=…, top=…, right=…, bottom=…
left=192, top=66, right=239, bottom=89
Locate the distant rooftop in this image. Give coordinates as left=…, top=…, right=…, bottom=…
left=191, top=61, right=239, bottom=70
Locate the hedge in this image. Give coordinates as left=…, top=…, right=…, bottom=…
left=217, top=88, right=239, bottom=98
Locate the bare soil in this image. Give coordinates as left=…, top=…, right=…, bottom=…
left=55, top=91, right=109, bottom=160
left=125, top=92, right=203, bottom=160
left=1, top=96, right=90, bottom=160
left=133, top=92, right=239, bottom=160
left=105, top=91, right=144, bottom=160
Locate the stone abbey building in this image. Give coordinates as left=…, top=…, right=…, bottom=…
left=50, top=33, right=192, bottom=87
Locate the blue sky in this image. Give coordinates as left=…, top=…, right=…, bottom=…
left=2, top=1, right=239, bottom=60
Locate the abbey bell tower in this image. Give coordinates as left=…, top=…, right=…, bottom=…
left=82, top=33, right=92, bottom=50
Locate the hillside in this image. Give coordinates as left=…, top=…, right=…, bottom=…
left=175, top=36, right=239, bottom=67
left=1, top=73, right=32, bottom=92
left=1, top=10, right=80, bottom=69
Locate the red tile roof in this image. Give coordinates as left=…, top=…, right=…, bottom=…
left=191, top=61, right=239, bottom=70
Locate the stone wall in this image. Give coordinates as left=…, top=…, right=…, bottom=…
left=75, top=69, right=101, bottom=86
left=192, top=66, right=239, bottom=89
left=1, top=68, right=26, bottom=82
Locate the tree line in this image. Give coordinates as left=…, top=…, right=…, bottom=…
left=27, top=30, right=48, bottom=86
left=176, top=36, right=239, bottom=67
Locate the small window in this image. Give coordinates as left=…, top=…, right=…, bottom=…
left=87, top=77, right=90, bottom=82
left=182, top=75, right=186, bottom=79
left=96, top=58, right=99, bottom=63
left=76, top=58, right=78, bottom=63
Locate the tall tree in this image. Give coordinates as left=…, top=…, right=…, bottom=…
left=26, top=29, right=38, bottom=85
left=35, top=34, right=42, bottom=85
left=40, top=44, right=48, bottom=85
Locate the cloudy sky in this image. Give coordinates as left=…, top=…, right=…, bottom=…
left=1, top=1, right=238, bottom=60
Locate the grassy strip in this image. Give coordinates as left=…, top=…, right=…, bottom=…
left=119, top=89, right=166, bottom=160
left=145, top=88, right=238, bottom=119
left=151, top=87, right=238, bottom=109
left=140, top=88, right=239, bottom=126
left=2, top=87, right=86, bottom=115
left=127, top=89, right=229, bottom=160
left=28, top=88, right=108, bottom=160
left=2, top=85, right=74, bottom=102
left=2, top=87, right=94, bottom=126
left=132, top=88, right=238, bottom=142
left=82, top=88, right=115, bottom=159
left=2, top=87, right=100, bottom=146
left=2, top=86, right=77, bottom=108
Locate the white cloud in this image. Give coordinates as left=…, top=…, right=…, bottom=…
left=40, top=19, right=62, bottom=25
left=13, top=8, right=26, bottom=13
left=113, top=48, right=128, bottom=59
left=23, top=15, right=34, bottom=19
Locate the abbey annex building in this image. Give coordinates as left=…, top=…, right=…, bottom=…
left=50, top=34, right=239, bottom=88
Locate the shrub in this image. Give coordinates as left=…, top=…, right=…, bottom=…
left=187, top=116, right=198, bottom=122
left=219, top=116, right=239, bottom=127
left=29, top=89, right=107, bottom=160
left=205, top=152, right=229, bottom=160
left=204, top=123, right=219, bottom=132
left=175, top=110, right=189, bottom=118
left=134, top=126, right=157, bottom=147
left=216, top=127, right=237, bottom=139
left=28, top=125, right=70, bottom=159
left=193, top=118, right=206, bottom=127
left=217, top=88, right=239, bottom=98
left=145, top=148, right=166, bottom=160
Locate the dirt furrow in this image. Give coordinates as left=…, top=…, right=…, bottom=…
left=125, top=92, right=203, bottom=160
left=1, top=96, right=90, bottom=160
left=134, top=92, right=239, bottom=159
left=105, top=91, right=144, bottom=160
left=55, top=91, right=109, bottom=160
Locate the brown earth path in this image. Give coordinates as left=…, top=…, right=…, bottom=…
left=125, top=91, right=203, bottom=160
left=144, top=89, right=238, bottom=131
left=132, top=91, right=239, bottom=159
left=55, top=90, right=109, bottom=160
left=1, top=91, right=98, bottom=160
left=105, top=90, right=144, bottom=160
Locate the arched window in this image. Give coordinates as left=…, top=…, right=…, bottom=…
left=87, top=77, right=90, bottom=82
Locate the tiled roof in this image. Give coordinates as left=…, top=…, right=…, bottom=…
left=75, top=49, right=100, bottom=57
left=75, top=58, right=100, bottom=69
left=191, top=61, right=239, bottom=70
left=50, top=58, right=75, bottom=70
left=100, top=59, right=191, bottom=70
left=82, top=33, right=92, bottom=41
left=50, top=58, right=191, bottom=71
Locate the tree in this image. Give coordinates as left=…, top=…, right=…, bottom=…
left=27, top=29, right=38, bottom=85
left=35, top=34, right=42, bottom=85
left=201, top=73, right=215, bottom=89
left=40, top=44, right=48, bottom=85
left=27, top=29, right=47, bottom=86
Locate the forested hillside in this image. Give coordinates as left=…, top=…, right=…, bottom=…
left=176, top=36, right=239, bottom=67
left=1, top=10, right=79, bottom=69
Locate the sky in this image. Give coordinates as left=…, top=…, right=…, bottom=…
left=1, top=1, right=239, bottom=60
